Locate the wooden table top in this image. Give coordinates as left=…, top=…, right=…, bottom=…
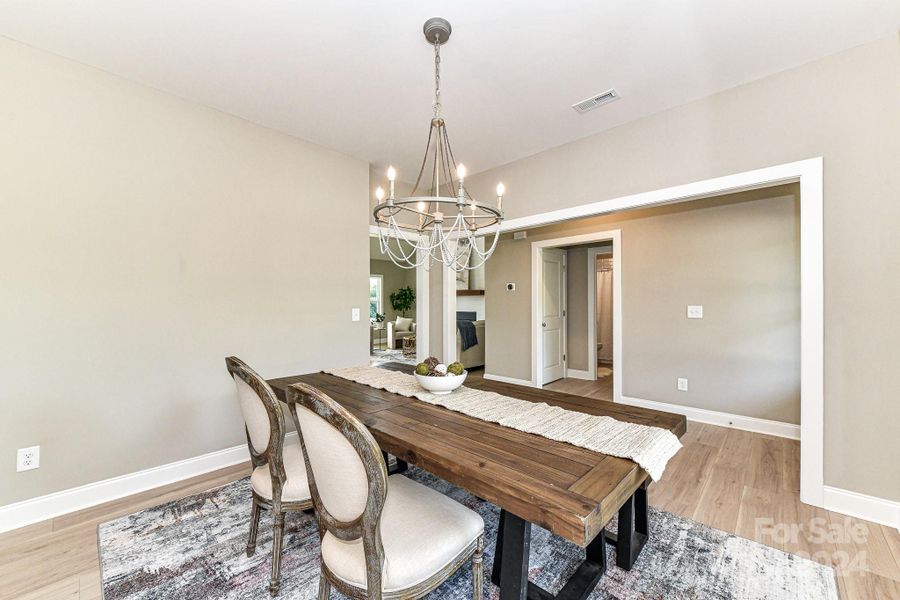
left=268, top=364, right=686, bottom=547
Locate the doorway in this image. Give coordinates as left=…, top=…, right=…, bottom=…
left=367, top=231, right=430, bottom=365
left=533, top=230, right=622, bottom=392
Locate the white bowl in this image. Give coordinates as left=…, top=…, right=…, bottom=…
left=415, top=371, right=467, bottom=395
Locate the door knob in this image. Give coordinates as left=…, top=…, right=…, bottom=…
left=542, top=322, right=547, bottom=327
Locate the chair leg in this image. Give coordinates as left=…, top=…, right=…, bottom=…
left=317, top=574, right=332, bottom=600
left=269, top=512, right=285, bottom=596
left=472, top=535, right=484, bottom=600
left=246, top=499, right=262, bottom=557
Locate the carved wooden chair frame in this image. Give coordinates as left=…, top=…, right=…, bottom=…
left=286, top=382, right=484, bottom=600
left=225, top=356, right=314, bottom=596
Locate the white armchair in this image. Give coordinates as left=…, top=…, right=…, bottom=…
left=387, top=317, right=416, bottom=349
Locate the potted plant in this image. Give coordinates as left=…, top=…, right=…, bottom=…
left=390, top=286, right=416, bottom=317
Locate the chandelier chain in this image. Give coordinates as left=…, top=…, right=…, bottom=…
left=433, top=38, right=442, bottom=118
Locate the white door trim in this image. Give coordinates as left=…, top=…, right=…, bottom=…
left=442, top=262, right=457, bottom=363
left=587, top=234, right=622, bottom=401
left=532, top=231, right=621, bottom=394
left=514, top=157, right=823, bottom=508
left=368, top=226, right=430, bottom=362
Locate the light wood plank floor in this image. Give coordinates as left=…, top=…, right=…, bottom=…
left=545, top=369, right=614, bottom=401
left=2, top=424, right=897, bottom=598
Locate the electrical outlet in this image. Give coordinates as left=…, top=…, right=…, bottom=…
left=17, top=446, right=40, bottom=472
left=687, top=305, right=704, bottom=319
left=677, top=378, right=689, bottom=392
left=351, top=308, right=361, bottom=322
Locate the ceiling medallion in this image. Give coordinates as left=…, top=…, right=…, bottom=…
left=373, top=17, right=505, bottom=272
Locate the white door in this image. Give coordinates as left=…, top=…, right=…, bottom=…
left=541, top=248, right=566, bottom=384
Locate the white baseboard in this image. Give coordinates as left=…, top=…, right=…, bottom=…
left=483, top=373, right=535, bottom=387
left=619, top=395, right=800, bottom=440
left=824, top=486, right=900, bottom=530
left=0, top=434, right=298, bottom=534
left=565, top=369, right=593, bottom=381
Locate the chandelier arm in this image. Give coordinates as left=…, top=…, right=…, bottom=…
left=440, top=126, right=459, bottom=199
left=409, top=121, right=435, bottom=196
left=441, top=124, right=470, bottom=201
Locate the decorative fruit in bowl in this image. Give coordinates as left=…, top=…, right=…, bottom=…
left=414, top=357, right=467, bottom=395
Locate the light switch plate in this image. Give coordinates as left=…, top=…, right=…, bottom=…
left=351, top=308, right=361, bottom=322
left=677, top=378, right=689, bottom=392
left=687, top=305, right=703, bottom=319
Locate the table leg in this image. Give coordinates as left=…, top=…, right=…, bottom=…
left=381, top=451, right=409, bottom=475
left=498, top=511, right=531, bottom=600
left=492, top=510, right=607, bottom=600
left=603, top=482, right=649, bottom=570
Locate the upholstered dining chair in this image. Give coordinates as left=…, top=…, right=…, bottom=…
left=225, top=356, right=314, bottom=596
left=286, top=382, right=485, bottom=600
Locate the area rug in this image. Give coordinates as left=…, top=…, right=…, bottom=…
left=369, top=348, right=416, bottom=366
left=597, top=367, right=613, bottom=378
left=98, top=468, right=838, bottom=600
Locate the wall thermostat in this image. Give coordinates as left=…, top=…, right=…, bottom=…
left=506, top=282, right=516, bottom=292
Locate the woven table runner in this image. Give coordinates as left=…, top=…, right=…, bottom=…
left=323, top=366, right=682, bottom=481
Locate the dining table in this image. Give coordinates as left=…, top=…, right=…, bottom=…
left=268, top=363, right=686, bottom=600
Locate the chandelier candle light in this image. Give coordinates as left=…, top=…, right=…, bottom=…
left=373, top=17, right=506, bottom=272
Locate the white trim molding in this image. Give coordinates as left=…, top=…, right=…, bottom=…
left=823, top=486, right=900, bottom=530
left=502, top=158, right=823, bottom=508
left=0, top=435, right=288, bottom=534
left=483, top=373, right=535, bottom=387
left=620, top=395, right=800, bottom=440
left=442, top=261, right=457, bottom=363
left=414, top=248, right=430, bottom=363
left=530, top=230, right=622, bottom=392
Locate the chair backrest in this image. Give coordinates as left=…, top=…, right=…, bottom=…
left=286, top=382, right=388, bottom=594
left=225, top=356, right=286, bottom=494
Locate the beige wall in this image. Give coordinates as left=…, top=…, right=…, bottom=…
left=0, top=38, right=370, bottom=505
left=509, top=188, right=801, bottom=424
left=472, top=34, right=900, bottom=501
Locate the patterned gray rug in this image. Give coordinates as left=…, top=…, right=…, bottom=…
left=99, top=468, right=837, bottom=600
left=370, top=348, right=416, bottom=366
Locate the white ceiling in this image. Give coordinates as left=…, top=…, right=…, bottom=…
left=2, top=1, right=898, bottom=178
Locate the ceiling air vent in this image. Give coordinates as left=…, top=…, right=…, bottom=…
left=572, top=89, right=620, bottom=114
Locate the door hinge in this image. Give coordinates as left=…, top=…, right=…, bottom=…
left=563, top=309, right=566, bottom=317
left=563, top=353, right=566, bottom=361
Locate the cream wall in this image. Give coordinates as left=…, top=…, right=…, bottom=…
left=0, top=38, right=370, bottom=505
left=520, top=187, right=801, bottom=424
left=470, top=34, right=900, bottom=501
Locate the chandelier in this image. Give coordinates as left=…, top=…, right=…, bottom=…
left=373, top=17, right=506, bottom=272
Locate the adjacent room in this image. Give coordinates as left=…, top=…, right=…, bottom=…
left=369, top=235, right=418, bottom=366
left=1, top=3, right=899, bottom=600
